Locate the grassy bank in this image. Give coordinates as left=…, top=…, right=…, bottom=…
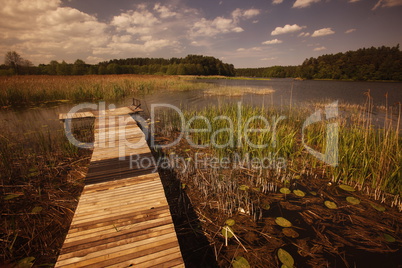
left=0, top=75, right=211, bottom=107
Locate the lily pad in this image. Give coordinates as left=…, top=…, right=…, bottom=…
left=338, top=184, right=355, bottom=192
left=293, top=189, right=305, bottom=197
left=275, top=217, right=292, bottom=228
left=4, top=193, right=22, bottom=200
left=232, top=256, right=250, bottom=268
left=282, top=228, right=299, bottom=238
left=280, top=187, right=291, bottom=194
left=239, top=185, right=249, bottom=191
left=31, top=206, right=43, bottom=214
left=277, top=248, right=294, bottom=268
left=225, top=218, right=236, bottom=226
left=17, top=257, right=35, bottom=268
left=346, top=196, right=360, bottom=205
left=221, top=225, right=234, bottom=239
left=324, top=200, right=338, bottom=209
left=371, top=203, right=386, bottom=212
left=383, top=233, right=396, bottom=243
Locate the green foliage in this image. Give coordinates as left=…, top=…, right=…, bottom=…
left=300, top=45, right=402, bottom=81
left=324, top=201, right=338, bottom=209
left=232, top=256, right=250, bottom=268
left=235, top=45, right=402, bottom=81
left=275, top=217, right=292, bottom=227
left=277, top=248, right=294, bottom=268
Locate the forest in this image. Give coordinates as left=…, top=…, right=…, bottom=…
left=236, top=45, right=402, bottom=81
left=0, top=54, right=235, bottom=76
left=1, top=45, right=401, bottom=81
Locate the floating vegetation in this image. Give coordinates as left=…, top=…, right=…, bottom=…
left=275, top=217, right=292, bottom=228
left=282, top=228, right=299, bottom=238
left=339, top=184, right=356, bottom=192
left=225, top=219, right=236, bottom=226
left=324, top=201, right=338, bottom=209
left=383, top=233, right=396, bottom=243
left=221, top=226, right=234, bottom=239
left=203, top=86, right=275, bottom=97
left=293, top=189, right=305, bottom=197
left=280, top=188, right=291, bottom=194
left=277, top=248, right=294, bottom=268
left=371, top=203, right=386, bottom=212
left=239, top=185, right=250, bottom=191
left=346, top=196, right=361, bottom=205
left=232, top=256, right=250, bottom=268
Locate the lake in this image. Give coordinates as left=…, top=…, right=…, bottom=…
left=1, top=78, right=402, bottom=134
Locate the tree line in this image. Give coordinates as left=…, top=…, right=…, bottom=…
left=236, top=45, right=402, bottom=81
left=0, top=54, right=235, bottom=76
left=2, top=45, right=401, bottom=81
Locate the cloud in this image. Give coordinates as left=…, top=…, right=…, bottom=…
left=191, top=8, right=259, bottom=37
left=292, top=0, right=321, bottom=8
left=345, top=28, right=356, bottom=34
left=261, top=57, right=278, bottom=61
left=372, top=0, right=402, bottom=10
left=154, top=3, right=177, bottom=18
left=298, top=32, right=311, bottom=37
left=262, top=39, right=283, bottom=45
left=236, top=47, right=263, bottom=52
left=271, top=24, right=306, bottom=35
left=272, top=0, right=284, bottom=4
left=313, top=46, right=327, bottom=51
left=311, top=28, right=335, bottom=37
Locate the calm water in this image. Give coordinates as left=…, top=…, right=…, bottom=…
left=1, top=79, right=402, bottom=134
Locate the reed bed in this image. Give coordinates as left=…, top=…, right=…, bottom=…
left=0, top=75, right=211, bottom=107
left=0, top=118, right=93, bottom=266
left=203, top=86, right=275, bottom=97
left=153, top=100, right=402, bottom=218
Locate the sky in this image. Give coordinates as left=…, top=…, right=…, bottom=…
left=1, top=0, right=402, bottom=68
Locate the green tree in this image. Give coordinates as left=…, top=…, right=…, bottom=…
left=4, top=51, right=24, bottom=74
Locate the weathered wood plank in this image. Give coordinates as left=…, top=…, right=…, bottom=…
left=55, top=107, right=183, bottom=267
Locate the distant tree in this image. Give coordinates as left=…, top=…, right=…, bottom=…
left=4, top=51, right=24, bottom=74
left=72, top=59, right=87, bottom=75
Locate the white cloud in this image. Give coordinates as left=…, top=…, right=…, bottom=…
left=236, top=47, right=262, bottom=52
left=261, top=57, right=278, bottom=61
left=372, top=0, right=402, bottom=10
left=271, top=24, right=306, bottom=35
left=314, top=46, right=327, bottom=51
left=243, top=9, right=261, bottom=19
left=345, top=28, right=356, bottom=34
left=348, top=0, right=361, bottom=3
left=272, top=0, right=284, bottom=4
left=298, top=32, right=311, bottom=37
left=191, top=8, right=259, bottom=37
left=154, top=3, right=177, bottom=18
left=311, top=28, right=335, bottom=37
left=262, top=39, right=283, bottom=45
left=292, top=0, right=321, bottom=8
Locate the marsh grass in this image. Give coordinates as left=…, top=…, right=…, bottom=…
left=154, top=99, right=402, bottom=217
left=203, top=86, right=275, bottom=97
left=0, top=118, right=94, bottom=266
left=0, top=75, right=212, bottom=107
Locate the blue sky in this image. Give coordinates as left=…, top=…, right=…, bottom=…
left=1, top=0, right=401, bottom=67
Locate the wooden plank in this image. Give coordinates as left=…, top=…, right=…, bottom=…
left=56, top=107, right=183, bottom=267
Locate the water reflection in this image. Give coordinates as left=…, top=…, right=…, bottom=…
left=1, top=79, right=401, bottom=135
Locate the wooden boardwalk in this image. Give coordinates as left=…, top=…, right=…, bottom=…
left=56, top=107, right=184, bottom=268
